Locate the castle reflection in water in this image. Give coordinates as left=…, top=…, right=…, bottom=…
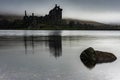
left=24, top=31, right=62, bottom=58
left=48, top=35, right=62, bottom=58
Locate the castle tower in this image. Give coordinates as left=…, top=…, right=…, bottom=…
left=25, top=10, right=27, bottom=16
left=23, top=10, right=29, bottom=27
left=55, top=4, right=57, bottom=8
left=48, top=4, right=63, bottom=24
left=32, top=13, right=34, bottom=17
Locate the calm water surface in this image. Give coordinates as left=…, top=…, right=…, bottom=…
left=0, top=30, right=120, bottom=80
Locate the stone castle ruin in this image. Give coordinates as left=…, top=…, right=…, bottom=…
left=23, top=4, right=63, bottom=27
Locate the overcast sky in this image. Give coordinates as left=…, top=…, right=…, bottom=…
left=0, top=0, right=120, bottom=24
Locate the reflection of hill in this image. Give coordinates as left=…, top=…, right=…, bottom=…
left=48, top=35, right=62, bottom=58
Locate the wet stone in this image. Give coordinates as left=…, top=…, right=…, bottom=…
left=80, top=47, right=117, bottom=69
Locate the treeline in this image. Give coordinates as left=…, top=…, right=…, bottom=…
left=0, top=18, right=120, bottom=30
left=0, top=19, right=26, bottom=29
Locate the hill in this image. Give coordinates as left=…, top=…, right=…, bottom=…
left=63, top=18, right=106, bottom=26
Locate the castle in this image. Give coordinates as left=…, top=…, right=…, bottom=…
left=23, top=4, right=63, bottom=27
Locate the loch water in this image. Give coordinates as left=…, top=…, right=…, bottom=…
left=0, top=30, right=120, bottom=80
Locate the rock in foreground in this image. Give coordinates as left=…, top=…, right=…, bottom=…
left=80, top=47, right=117, bottom=68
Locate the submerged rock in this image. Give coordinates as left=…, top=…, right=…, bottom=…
left=80, top=47, right=117, bottom=69
left=95, top=51, right=117, bottom=63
